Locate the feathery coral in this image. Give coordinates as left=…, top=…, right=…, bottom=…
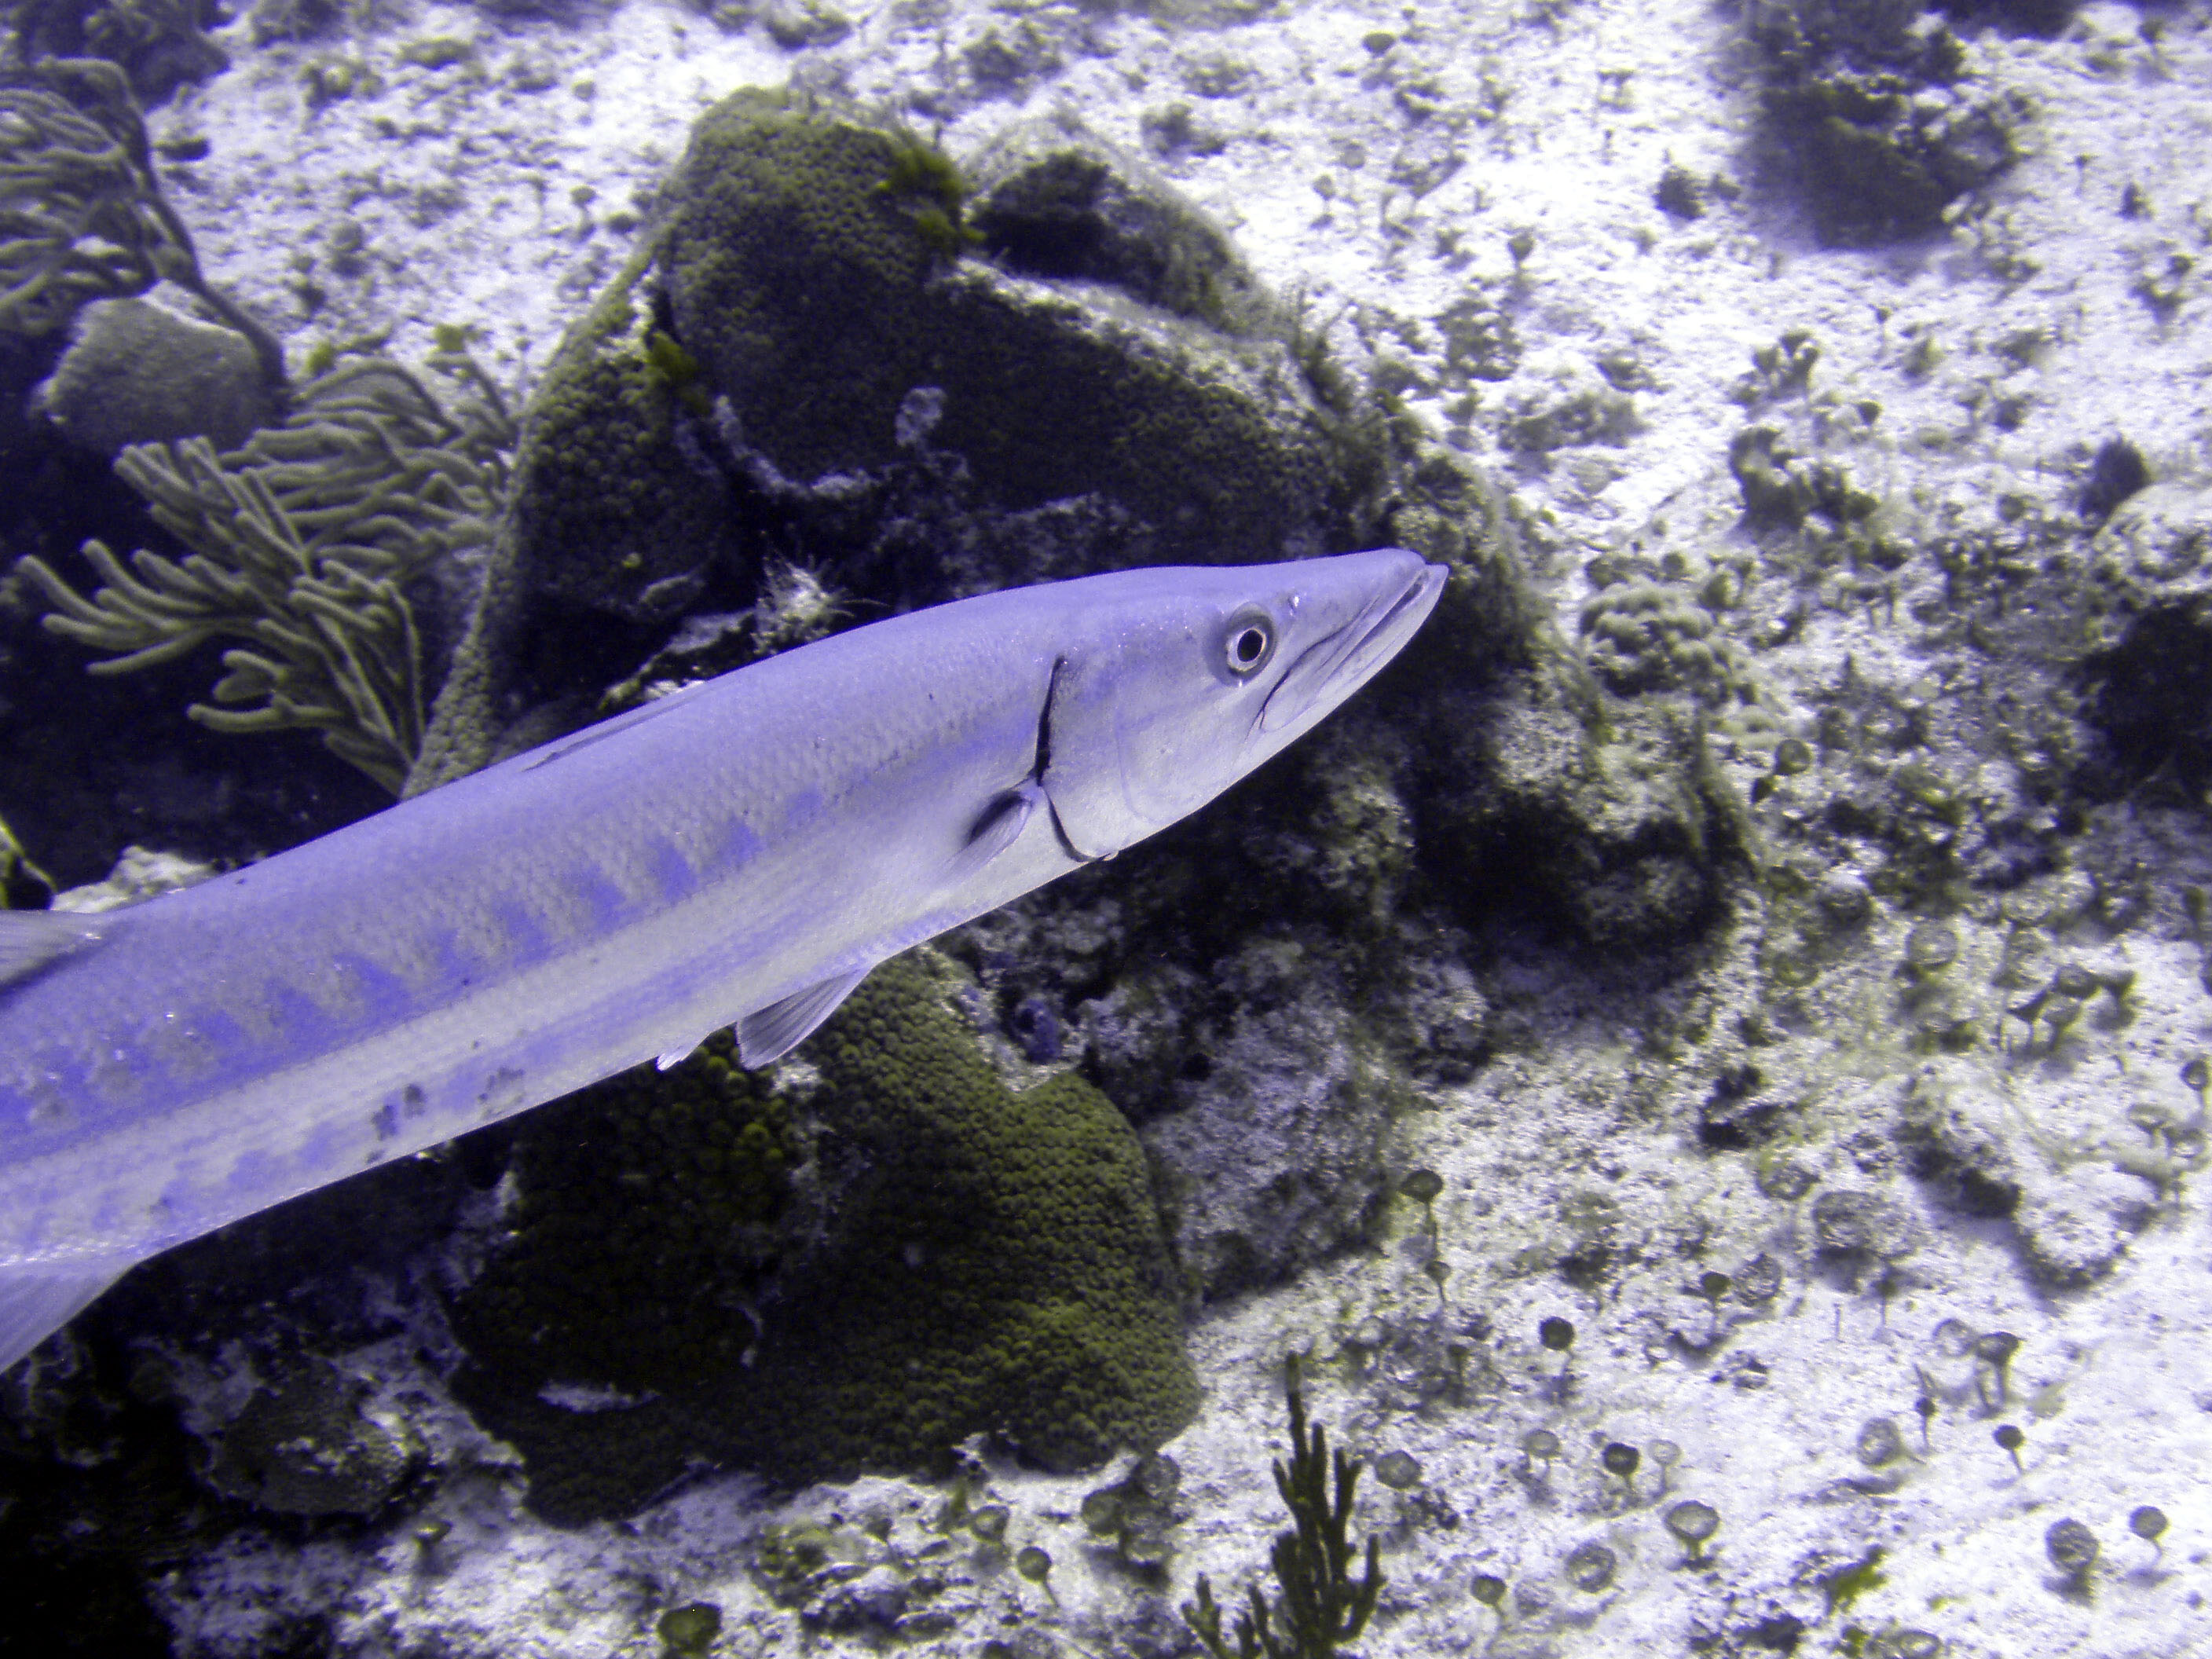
left=0, top=57, right=281, bottom=383
left=1185, top=1357, right=1385, bottom=1659
left=18, top=347, right=513, bottom=793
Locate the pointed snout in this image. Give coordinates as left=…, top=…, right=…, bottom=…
left=1258, top=549, right=1447, bottom=734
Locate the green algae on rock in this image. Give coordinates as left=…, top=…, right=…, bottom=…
left=737, top=954, right=1196, bottom=1480
left=406, top=237, right=744, bottom=793
left=658, top=91, right=1348, bottom=540
left=203, top=1357, right=417, bottom=1517
left=35, top=295, right=280, bottom=457
left=449, top=953, right=1196, bottom=1518
left=449, top=1027, right=798, bottom=1398
left=1419, top=669, right=1741, bottom=950
left=412, top=87, right=1385, bottom=788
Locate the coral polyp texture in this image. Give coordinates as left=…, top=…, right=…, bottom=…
left=448, top=953, right=1198, bottom=1521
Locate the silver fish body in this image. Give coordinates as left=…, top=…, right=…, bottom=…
left=0, top=549, right=1444, bottom=1370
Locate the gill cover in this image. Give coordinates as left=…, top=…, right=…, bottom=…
left=1038, top=550, right=1445, bottom=859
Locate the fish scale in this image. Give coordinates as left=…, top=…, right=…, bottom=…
left=0, top=549, right=1444, bottom=1372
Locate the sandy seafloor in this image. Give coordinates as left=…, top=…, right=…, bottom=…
left=26, top=0, right=2212, bottom=1653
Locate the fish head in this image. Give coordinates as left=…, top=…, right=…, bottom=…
left=1038, top=548, right=1445, bottom=860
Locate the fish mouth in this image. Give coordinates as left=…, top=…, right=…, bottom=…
left=1258, top=560, right=1446, bottom=734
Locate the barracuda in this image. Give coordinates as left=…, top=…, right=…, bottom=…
left=0, top=549, right=1445, bottom=1372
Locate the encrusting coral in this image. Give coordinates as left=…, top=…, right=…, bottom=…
left=1, top=57, right=281, bottom=383
left=18, top=343, right=513, bottom=793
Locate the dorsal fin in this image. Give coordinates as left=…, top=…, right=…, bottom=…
left=0, top=911, right=109, bottom=992
left=519, top=679, right=713, bottom=771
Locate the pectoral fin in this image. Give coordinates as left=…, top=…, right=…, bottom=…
left=949, top=782, right=1041, bottom=884
left=0, top=1263, right=126, bottom=1375
left=738, top=968, right=870, bottom=1067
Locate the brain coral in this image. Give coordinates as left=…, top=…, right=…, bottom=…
left=725, top=953, right=1198, bottom=1481
left=414, top=86, right=1375, bottom=789
left=661, top=89, right=1350, bottom=562
left=449, top=952, right=1196, bottom=1517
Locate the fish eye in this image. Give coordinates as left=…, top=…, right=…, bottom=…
left=1221, top=608, right=1276, bottom=679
